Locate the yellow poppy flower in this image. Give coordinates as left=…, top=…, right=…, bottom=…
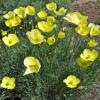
left=25, top=6, right=35, bottom=16
left=26, top=29, right=44, bottom=45
left=1, top=30, right=7, bottom=36
left=88, top=39, right=98, bottom=48
left=5, top=16, right=21, bottom=28
left=63, top=75, right=80, bottom=88
left=5, top=20, right=12, bottom=28
left=23, top=56, right=41, bottom=75
left=47, top=36, right=55, bottom=45
left=14, top=7, right=26, bottom=18
left=54, top=7, right=67, bottom=16
left=58, top=31, right=65, bottom=39
left=37, top=10, right=47, bottom=19
left=10, top=16, right=21, bottom=27
left=2, top=34, right=19, bottom=47
left=77, top=57, right=90, bottom=68
left=88, top=23, right=100, bottom=36
left=64, top=12, right=88, bottom=25
left=0, top=76, right=15, bottom=89
left=75, top=24, right=90, bottom=36
left=47, top=16, right=56, bottom=23
left=3, top=11, right=15, bottom=19
left=80, top=49, right=99, bottom=62
left=46, top=2, right=57, bottom=12
left=38, top=21, right=55, bottom=32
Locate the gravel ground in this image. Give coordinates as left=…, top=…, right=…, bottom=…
left=78, top=82, right=100, bottom=100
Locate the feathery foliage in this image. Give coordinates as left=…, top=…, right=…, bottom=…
left=0, top=0, right=100, bottom=100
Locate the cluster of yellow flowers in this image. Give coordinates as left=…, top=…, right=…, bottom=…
left=0, top=2, right=68, bottom=90
left=64, top=12, right=100, bottom=37
left=3, top=6, right=35, bottom=28
left=64, top=12, right=100, bottom=69
left=2, top=2, right=66, bottom=47
left=0, top=2, right=99, bottom=90
left=77, top=49, right=98, bottom=68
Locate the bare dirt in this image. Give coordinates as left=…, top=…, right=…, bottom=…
left=78, top=82, right=100, bottom=100
left=69, top=0, right=100, bottom=24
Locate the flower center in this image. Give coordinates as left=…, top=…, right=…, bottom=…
left=29, top=64, right=38, bottom=71
left=5, top=82, right=9, bottom=86
left=68, top=81, right=73, bottom=85
left=85, top=55, right=91, bottom=59
left=9, top=40, right=12, bottom=44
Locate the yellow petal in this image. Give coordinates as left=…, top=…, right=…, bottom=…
left=37, top=10, right=47, bottom=19
left=23, top=56, right=41, bottom=75
left=63, top=75, right=80, bottom=88
left=14, top=7, right=26, bottom=18
left=88, top=39, right=98, bottom=47
left=26, top=29, right=44, bottom=45
left=46, top=2, right=57, bottom=12
left=11, top=16, right=21, bottom=27
left=88, top=23, right=100, bottom=36
left=38, top=21, right=55, bottom=32
left=5, top=20, right=12, bottom=28
left=47, top=16, right=56, bottom=23
left=1, top=76, right=11, bottom=83
left=24, top=56, right=37, bottom=67
left=25, top=6, right=35, bottom=16
left=3, top=11, right=15, bottom=19
left=1, top=30, right=7, bottom=36
left=64, top=12, right=88, bottom=25
left=5, top=16, right=21, bottom=28
left=2, top=34, right=19, bottom=47
left=47, top=36, right=55, bottom=45
left=24, top=68, right=33, bottom=75
left=54, top=7, right=67, bottom=16
left=0, top=76, right=15, bottom=90
left=80, top=49, right=99, bottom=61
left=58, top=31, right=65, bottom=39
left=7, top=84, right=15, bottom=89
left=77, top=57, right=90, bottom=68
left=75, top=24, right=90, bottom=36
